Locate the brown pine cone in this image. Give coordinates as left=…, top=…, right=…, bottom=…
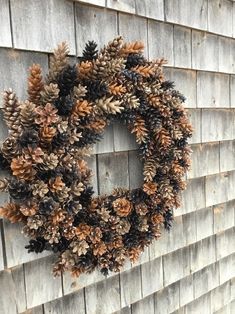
left=40, top=153, right=59, bottom=170
left=2, top=89, right=21, bottom=138
left=20, top=204, right=38, bottom=216
left=92, top=242, right=107, bottom=256
left=0, top=203, right=26, bottom=223
left=1, top=137, right=20, bottom=160
left=35, top=103, right=59, bottom=126
left=128, top=247, right=142, bottom=263
left=71, top=240, right=89, bottom=256
left=49, top=176, right=65, bottom=193
left=40, top=126, right=57, bottom=143
left=135, top=202, right=148, bottom=216
left=11, top=156, right=35, bottom=180
left=40, top=83, right=59, bottom=104
left=112, top=197, right=132, bottom=217
left=143, top=181, right=158, bottom=195
left=151, top=213, right=164, bottom=225
left=28, top=64, right=44, bottom=104
left=20, top=101, right=36, bottom=128
left=75, top=223, right=91, bottom=241
left=115, top=218, right=131, bottom=235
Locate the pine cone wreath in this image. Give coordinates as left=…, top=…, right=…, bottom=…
left=0, top=37, right=192, bottom=278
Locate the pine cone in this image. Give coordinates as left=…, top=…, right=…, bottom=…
left=115, top=218, right=131, bottom=235
left=0, top=179, right=8, bottom=192
left=1, top=137, right=20, bottom=160
left=48, top=42, right=70, bottom=82
left=11, top=156, right=35, bottom=181
left=92, top=242, right=107, bottom=256
left=57, top=64, right=78, bottom=97
left=73, top=85, right=87, bottom=99
left=40, top=153, right=59, bottom=170
left=20, top=101, right=36, bottom=128
left=32, top=180, right=49, bottom=198
left=35, top=103, right=59, bottom=126
left=19, top=129, right=39, bottom=147
left=40, top=126, right=57, bottom=144
left=82, top=40, right=98, bottom=61
left=54, top=96, right=73, bottom=116
left=96, top=97, right=124, bottom=115
left=135, top=202, right=148, bottom=216
left=49, top=176, right=65, bottom=193
left=131, top=115, right=148, bottom=144
left=2, top=89, right=21, bottom=138
left=0, top=203, right=26, bottom=223
left=8, top=178, right=31, bottom=200
left=40, top=83, right=59, bottom=104
left=28, top=64, right=44, bottom=104
left=143, top=181, right=158, bottom=195
left=20, top=204, right=38, bottom=216
left=39, top=197, right=54, bottom=215
left=75, top=223, right=91, bottom=241
left=112, top=198, right=133, bottom=217
left=101, top=36, right=123, bottom=58
left=25, top=237, right=47, bottom=253
left=71, top=240, right=89, bottom=256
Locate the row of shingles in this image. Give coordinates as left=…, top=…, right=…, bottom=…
left=1, top=0, right=235, bottom=75
left=73, top=0, right=235, bottom=39
left=23, top=236, right=235, bottom=314
left=128, top=274, right=234, bottom=314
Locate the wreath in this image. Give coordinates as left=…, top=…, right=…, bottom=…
left=0, top=37, right=192, bottom=277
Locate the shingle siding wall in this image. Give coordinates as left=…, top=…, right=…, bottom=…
left=0, top=0, right=234, bottom=313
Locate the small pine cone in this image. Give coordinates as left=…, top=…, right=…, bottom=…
left=32, top=180, right=49, bottom=198
left=75, top=223, right=91, bottom=241
left=19, top=129, right=39, bottom=147
left=11, top=156, right=36, bottom=181
left=24, top=147, right=44, bottom=164
left=39, top=197, right=54, bottom=215
left=20, top=101, right=36, bottom=128
left=151, top=213, right=164, bottom=225
left=35, top=103, right=59, bottom=126
left=48, top=42, right=70, bottom=82
left=40, top=83, right=59, bottom=104
left=71, top=181, right=84, bottom=196
left=82, top=40, right=98, bottom=61
left=28, top=64, right=44, bottom=104
left=8, top=178, right=30, bottom=200
left=55, top=186, right=70, bottom=202
left=57, top=64, right=78, bottom=96
left=20, top=204, right=38, bottom=216
left=112, top=198, right=133, bottom=217
left=138, top=217, right=149, bottom=232
left=92, top=242, right=107, bottom=256
left=1, top=137, right=20, bottom=160
left=143, top=181, right=158, bottom=195
left=101, top=36, right=123, bottom=58
left=51, top=208, right=66, bottom=224
left=49, top=176, right=65, bottom=193
left=89, top=227, right=102, bottom=244
left=25, top=237, right=47, bottom=254
left=71, top=240, right=89, bottom=256
left=2, top=89, right=21, bottom=138
left=97, top=207, right=110, bottom=222
left=115, top=218, right=131, bottom=235
left=0, top=203, right=26, bottom=223
left=128, top=247, right=142, bottom=263
left=40, top=126, right=57, bottom=144
left=135, top=202, right=148, bottom=216
left=41, top=153, right=59, bottom=170
left=73, top=84, right=87, bottom=99
left=27, top=214, right=45, bottom=230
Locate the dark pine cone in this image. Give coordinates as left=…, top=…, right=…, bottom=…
left=57, top=64, right=77, bottom=97
left=8, top=178, right=31, bottom=200
left=0, top=152, right=10, bottom=170
left=39, top=197, right=54, bottom=215
left=54, top=96, right=73, bottom=116
left=163, top=210, right=173, bottom=230
left=126, top=53, right=145, bottom=69
left=18, top=129, right=39, bottom=147
left=78, top=186, right=94, bottom=207
left=81, top=40, right=98, bottom=61
left=51, top=237, right=70, bottom=253
left=75, top=129, right=102, bottom=148
left=25, top=237, right=47, bottom=253
left=51, top=133, right=69, bottom=148
left=85, top=80, right=108, bottom=101
left=161, top=80, right=175, bottom=90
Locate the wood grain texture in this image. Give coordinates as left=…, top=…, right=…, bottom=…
left=131, top=295, right=155, bottom=314
left=193, top=262, right=219, bottom=299
left=173, top=25, right=191, bottom=69
left=164, top=68, right=196, bottom=108
left=208, top=0, right=233, bottom=37
left=196, top=207, right=214, bottom=241
left=44, top=289, right=86, bottom=314
left=216, top=227, right=235, bottom=260
left=128, top=150, right=143, bottom=189
left=97, top=152, right=129, bottom=194
left=184, top=293, right=211, bottom=314
left=120, top=267, right=142, bottom=307
left=86, top=155, right=98, bottom=195
left=219, top=253, right=235, bottom=284
left=93, top=125, right=114, bottom=154
left=187, top=109, right=201, bottom=144
left=73, top=0, right=105, bottom=6
left=113, top=123, right=138, bottom=152
left=154, top=282, right=180, bottom=314
left=165, top=0, right=208, bottom=30
left=220, top=140, right=235, bottom=172
left=0, top=49, right=48, bottom=108
left=148, top=21, right=174, bottom=65
left=213, top=200, right=235, bottom=234
left=201, top=109, right=235, bottom=142
left=85, top=275, right=121, bottom=314
left=192, top=31, right=219, bottom=72
left=211, top=281, right=231, bottom=313
left=24, top=255, right=63, bottom=309
left=230, top=75, right=235, bottom=107
left=10, top=0, right=76, bottom=53
left=141, top=257, right=163, bottom=297
left=0, top=0, right=12, bottom=47
left=197, top=72, right=230, bottom=108
left=107, top=0, right=136, bottom=14
left=182, top=211, right=197, bottom=246
left=219, top=37, right=235, bottom=74
left=118, top=14, right=148, bottom=57
left=135, top=0, right=164, bottom=20
left=179, top=275, right=194, bottom=307
left=75, top=4, right=118, bottom=56
left=188, top=143, right=220, bottom=179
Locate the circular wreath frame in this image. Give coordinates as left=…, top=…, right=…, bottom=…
left=0, top=37, right=192, bottom=277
